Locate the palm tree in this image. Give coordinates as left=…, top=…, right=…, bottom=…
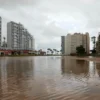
left=55, top=49, right=58, bottom=54
left=91, top=36, right=96, bottom=54
left=57, top=50, right=59, bottom=54
left=53, top=49, right=57, bottom=54
left=47, top=48, right=50, bottom=54
left=91, top=36, right=96, bottom=50
left=50, top=49, right=53, bottom=55
left=47, top=50, right=49, bottom=55
left=56, top=50, right=59, bottom=54
left=49, top=49, right=53, bottom=55
left=47, top=48, right=53, bottom=55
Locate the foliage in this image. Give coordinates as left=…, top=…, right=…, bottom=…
left=47, top=48, right=59, bottom=55
left=91, top=36, right=96, bottom=50
left=47, top=48, right=53, bottom=55
left=53, top=49, right=59, bottom=54
left=91, top=49, right=96, bottom=54
left=76, top=45, right=85, bottom=56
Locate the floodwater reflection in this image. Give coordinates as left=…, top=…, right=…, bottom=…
left=61, top=58, right=89, bottom=75
left=0, top=56, right=100, bottom=100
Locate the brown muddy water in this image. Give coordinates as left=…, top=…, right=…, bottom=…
left=0, top=56, right=100, bottom=100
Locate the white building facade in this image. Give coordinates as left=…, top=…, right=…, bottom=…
left=0, top=17, right=2, bottom=47
left=7, top=21, right=34, bottom=50
left=65, top=33, right=90, bottom=55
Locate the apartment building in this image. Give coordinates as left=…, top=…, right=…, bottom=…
left=7, top=21, right=34, bottom=50
left=65, top=33, right=90, bottom=55
left=96, top=33, right=100, bottom=54
left=65, top=34, right=72, bottom=55
left=61, top=36, right=65, bottom=54
left=0, top=17, right=2, bottom=47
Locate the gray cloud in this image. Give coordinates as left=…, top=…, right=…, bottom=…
left=0, top=0, right=40, bottom=9
left=0, top=0, right=100, bottom=50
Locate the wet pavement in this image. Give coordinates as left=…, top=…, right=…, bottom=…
left=0, top=56, right=100, bottom=100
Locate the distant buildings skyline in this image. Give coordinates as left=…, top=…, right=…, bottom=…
left=61, top=33, right=90, bottom=55
left=0, top=16, right=100, bottom=52
left=0, top=16, right=35, bottom=51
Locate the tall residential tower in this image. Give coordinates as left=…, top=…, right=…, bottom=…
left=0, top=17, right=2, bottom=47
left=7, top=21, right=34, bottom=50
left=61, top=36, right=65, bottom=54
left=64, top=33, right=90, bottom=55
left=96, top=33, right=100, bottom=54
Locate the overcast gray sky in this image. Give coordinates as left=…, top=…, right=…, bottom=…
left=0, top=0, right=100, bottom=50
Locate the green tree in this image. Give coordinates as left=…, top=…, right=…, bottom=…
left=53, top=49, right=55, bottom=54
left=76, top=45, right=85, bottom=56
left=57, top=50, right=59, bottom=54
left=60, top=50, right=62, bottom=54
left=47, top=48, right=51, bottom=54
left=51, top=50, right=54, bottom=55
left=47, top=48, right=53, bottom=55
left=53, top=49, right=58, bottom=54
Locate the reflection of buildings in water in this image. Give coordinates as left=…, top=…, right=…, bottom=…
left=61, top=57, right=65, bottom=74
left=89, top=61, right=97, bottom=77
left=0, top=58, right=8, bottom=94
left=0, top=57, right=34, bottom=97
left=6, top=58, right=34, bottom=80
left=61, top=57, right=89, bottom=75
left=96, top=63, right=100, bottom=77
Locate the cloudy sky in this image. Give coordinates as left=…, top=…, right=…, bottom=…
left=0, top=0, right=100, bottom=50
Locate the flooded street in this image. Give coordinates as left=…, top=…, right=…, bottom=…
left=0, top=56, right=100, bottom=100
